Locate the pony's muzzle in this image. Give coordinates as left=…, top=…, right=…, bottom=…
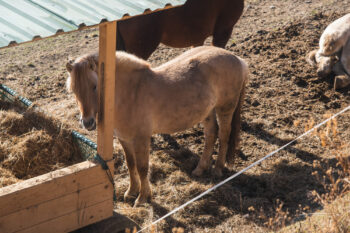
left=81, top=117, right=96, bottom=131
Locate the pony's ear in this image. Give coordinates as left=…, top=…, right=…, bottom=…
left=66, top=57, right=74, bottom=72
left=66, top=62, right=73, bottom=72
left=306, top=50, right=317, bottom=66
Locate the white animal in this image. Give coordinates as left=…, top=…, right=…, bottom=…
left=319, top=13, right=350, bottom=56
left=340, top=38, right=350, bottom=75
left=334, top=39, right=350, bottom=89
left=307, top=49, right=340, bottom=78
left=307, top=13, right=350, bottom=89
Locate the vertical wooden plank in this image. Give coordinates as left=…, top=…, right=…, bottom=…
left=98, top=21, right=116, bottom=217
left=98, top=21, right=116, bottom=163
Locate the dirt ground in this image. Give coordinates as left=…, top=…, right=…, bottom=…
left=0, top=0, right=350, bottom=232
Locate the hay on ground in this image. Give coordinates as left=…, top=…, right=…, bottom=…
left=0, top=99, right=84, bottom=187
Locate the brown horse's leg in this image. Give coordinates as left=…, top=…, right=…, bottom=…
left=214, top=107, right=235, bottom=177
left=212, top=26, right=234, bottom=48
left=212, top=0, right=244, bottom=48
left=133, top=136, right=152, bottom=206
left=136, top=41, right=161, bottom=60
left=191, top=40, right=205, bottom=48
left=192, top=110, right=218, bottom=176
left=120, top=139, right=140, bottom=202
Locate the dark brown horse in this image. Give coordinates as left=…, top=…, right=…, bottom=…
left=117, top=0, right=244, bottom=59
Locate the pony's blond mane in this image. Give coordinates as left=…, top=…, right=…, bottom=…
left=67, top=51, right=150, bottom=96
left=66, top=52, right=98, bottom=96
left=116, top=51, right=150, bottom=71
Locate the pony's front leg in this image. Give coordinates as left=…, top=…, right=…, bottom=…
left=119, top=139, right=140, bottom=202
left=133, top=136, right=152, bottom=207
left=192, top=111, right=218, bottom=176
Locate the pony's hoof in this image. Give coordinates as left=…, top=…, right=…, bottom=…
left=192, top=167, right=204, bottom=177
left=134, top=195, right=151, bottom=207
left=334, top=75, right=350, bottom=90
left=212, top=167, right=223, bottom=178
left=124, top=191, right=138, bottom=203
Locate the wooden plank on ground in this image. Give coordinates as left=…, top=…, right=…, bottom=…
left=0, top=182, right=113, bottom=233
left=97, top=21, right=116, bottom=164
left=18, top=199, right=113, bottom=233
left=0, top=160, right=113, bottom=217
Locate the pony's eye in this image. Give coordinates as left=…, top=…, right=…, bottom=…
left=93, top=86, right=97, bottom=91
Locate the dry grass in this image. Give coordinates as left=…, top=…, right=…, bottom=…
left=117, top=112, right=350, bottom=233
left=267, top=115, right=350, bottom=232
left=0, top=99, right=84, bottom=186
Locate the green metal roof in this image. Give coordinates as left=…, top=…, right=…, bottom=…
left=0, top=0, right=185, bottom=48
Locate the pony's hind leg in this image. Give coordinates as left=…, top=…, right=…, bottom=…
left=226, top=85, right=246, bottom=164
left=133, top=136, right=152, bottom=207
left=120, top=139, right=140, bottom=202
left=192, top=110, right=218, bottom=176
left=214, top=106, right=235, bottom=177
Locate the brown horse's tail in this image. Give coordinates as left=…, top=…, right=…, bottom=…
left=226, top=59, right=249, bottom=164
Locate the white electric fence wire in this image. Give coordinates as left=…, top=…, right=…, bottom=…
left=137, top=105, right=350, bottom=233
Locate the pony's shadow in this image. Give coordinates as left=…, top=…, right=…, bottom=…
left=149, top=202, right=188, bottom=230
left=159, top=134, right=181, bottom=150
left=156, top=132, right=247, bottom=165
left=161, top=132, right=249, bottom=160
left=147, top=122, right=345, bottom=231
left=149, top=154, right=342, bottom=231
left=241, top=122, right=319, bottom=162
left=150, top=133, right=201, bottom=179
left=152, top=120, right=320, bottom=182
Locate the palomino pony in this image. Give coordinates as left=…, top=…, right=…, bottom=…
left=66, top=46, right=248, bottom=206
left=117, top=0, right=244, bottom=59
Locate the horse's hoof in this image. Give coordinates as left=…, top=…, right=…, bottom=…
left=334, top=75, right=350, bottom=90
left=134, top=195, right=151, bottom=207
left=124, top=191, right=138, bottom=203
left=212, top=167, right=223, bottom=178
left=226, top=156, right=235, bottom=166
left=192, top=167, right=204, bottom=177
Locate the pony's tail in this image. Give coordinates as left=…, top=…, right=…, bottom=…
left=226, top=59, right=249, bottom=164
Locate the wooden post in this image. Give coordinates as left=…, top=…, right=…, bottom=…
left=98, top=21, right=116, bottom=162
left=98, top=21, right=116, bottom=201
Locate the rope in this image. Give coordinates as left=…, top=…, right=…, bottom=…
left=0, top=84, right=32, bottom=106
left=94, top=153, right=117, bottom=201
left=137, top=104, right=350, bottom=233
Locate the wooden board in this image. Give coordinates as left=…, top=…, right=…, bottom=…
left=97, top=21, right=116, bottom=163
left=19, top=199, right=113, bottom=233
left=0, top=182, right=112, bottom=232
left=0, top=161, right=114, bottom=233
left=0, top=161, right=109, bottom=216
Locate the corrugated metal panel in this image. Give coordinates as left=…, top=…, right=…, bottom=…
left=0, top=0, right=185, bottom=48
